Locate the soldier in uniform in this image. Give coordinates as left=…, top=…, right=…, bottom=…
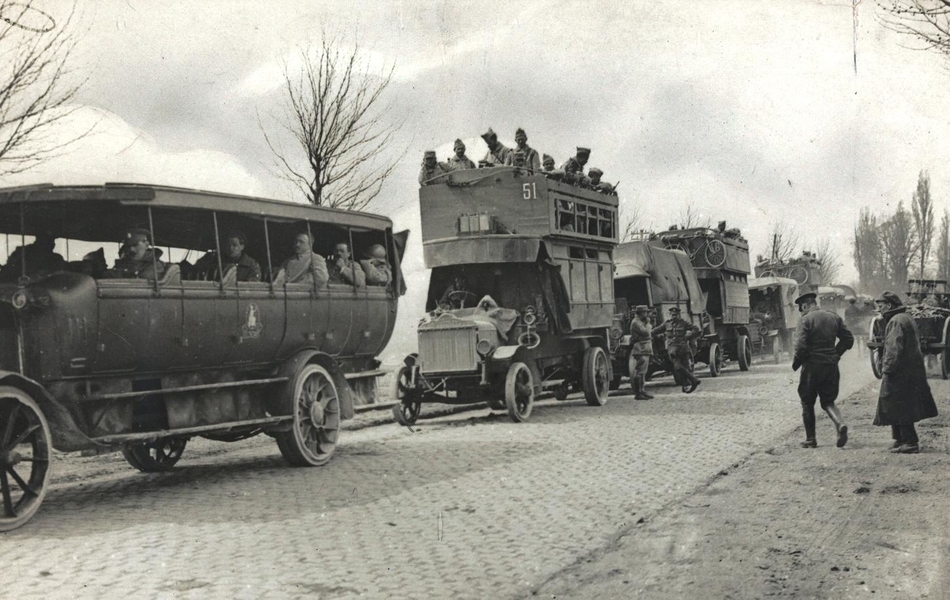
left=276, top=232, right=329, bottom=287
left=628, top=305, right=654, bottom=400
left=652, top=306, right=701, bottom=393
left=360, top=243, right=393, bottom=287
left=480, top=128, right=511, bottom=166
left=447, top=139, right=476, bottom=171
left=327, top=242, right=366, bottom=287
left=560, top=147, right=590, bottom=179
left=108, top=228, right=166, bottom=280
left=0, top=233, right=66, bottom=281
left=504, top=128, right=541, bottom=171
left=872, top=291, right=938, bottom=453
left=792, top=292, right=854, bottom=448
left=418, top=150, right=450, bottom=185
left=542, top=154, right=555, bottom=172
left=194, top=230, right=262, bottom=282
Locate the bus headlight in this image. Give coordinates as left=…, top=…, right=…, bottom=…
left=11, top=291, right=28, bottom=310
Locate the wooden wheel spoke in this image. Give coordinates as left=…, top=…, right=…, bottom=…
left=5, top=466, right=36, bottom=498
left=1, top=404, right=20, bottom=448
left=5, top=423, right=41, bottom=453
left=0, top=470, right=15, bottom=517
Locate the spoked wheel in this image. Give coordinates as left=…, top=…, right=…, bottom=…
left=582, top=346, right=610, bottom=406
left=122, top=438, right=187, bottom=472
left=737, top=334, right=753, bottom=371
left=786, top=266, right=809, bottom=285
left=704, top=239, right=726, bottom=268
left=276, top=364, right=340, bottom=467
left=0, top=387, right=52, bottom=532
left=708, top=342, right=723, bottom=377
left=505, top=362, right=535, bottom=423
left=391, top=365, right=422, bottom=426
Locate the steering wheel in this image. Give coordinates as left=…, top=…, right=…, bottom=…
left=446, top=290, right=478, bottom=308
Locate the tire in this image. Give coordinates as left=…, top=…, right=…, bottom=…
left=122, top=438, right=187, bottom=472
left=786, top=266, right=809, bottom=285
left=737, top=334, right=752, bottom=371
left=505, top=362, right=534, bottom=423
left=704, top=239, right=726, bottom=268
left=0, top=387, right=52, bottom=532
left=275, top=364, right=341, bottom=467
left=391, top=365, right=422, bottom=426
left=870, top=348, right=883, bottom=379
left=708, top=342, right=723, bottom=377
left=582, top=347, right=610, bottom=406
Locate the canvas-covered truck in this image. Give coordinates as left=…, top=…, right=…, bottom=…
left=748, top=277, right=800, bottom=362
left=392, top=165, right=619, bottom=425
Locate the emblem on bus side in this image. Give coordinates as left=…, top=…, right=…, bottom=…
left=242, top=303, right=263, bottom=339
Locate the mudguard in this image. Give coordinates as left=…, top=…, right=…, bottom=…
left=0, top=371, right=99, bottom=452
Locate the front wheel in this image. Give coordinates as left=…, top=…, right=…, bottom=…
left=737, top=334, right=753, bottom=371
left=708, top=343, right=723, bottom=377
left=583, top=347, right=610, bottom=406
left=122, top=438, right=187, bottom=472
left=275, top=364, right=341, bottom=467
left=0, top=387, right=52, bottom=532
left=505, top=362, right=535, bottom=422
left=391, top=365, right=422, bottom=426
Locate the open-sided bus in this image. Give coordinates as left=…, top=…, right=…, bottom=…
left=392, top=166, right=618, bottom=424
left=0, top=183, right=406, bottom=531
left=650, top=223, right=754, bottom=374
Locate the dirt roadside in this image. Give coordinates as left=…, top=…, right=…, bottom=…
left=530, top=373, right=950, bottom=599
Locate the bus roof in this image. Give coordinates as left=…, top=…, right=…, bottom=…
left=0, top=183, right=392, bottom=231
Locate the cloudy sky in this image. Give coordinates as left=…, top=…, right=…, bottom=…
left=5, top=0, right=950, bottom=356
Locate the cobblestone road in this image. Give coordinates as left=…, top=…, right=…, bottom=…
left=0, top=355, right=875, bottom=599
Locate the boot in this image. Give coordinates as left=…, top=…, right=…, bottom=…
left=801, top=404, right=817, bottom=448
left=639, top=376, right=654, bottom=399
left=633, top=376, right=649, bottom=400
left=889, top=425, right=903, bottom=450
left=823, top=404, right=848, bottom=448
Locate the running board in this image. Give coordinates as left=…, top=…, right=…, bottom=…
left=90, top=416, right=291, bottom=444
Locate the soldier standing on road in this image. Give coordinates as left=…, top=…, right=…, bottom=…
left=629, top=305, right=654, bottom=400
left=652, top=306, right=701, bottom=394
left=447, top=139, right=476, bottom=171
left=792, top=292, right=853, bottom=449
left=504, top=128, right=541, bottom=171
left=872, top=291, right=939, bottom=454
left=418, top=150, right=450, bottom=185
left=481, top=128, right=511, bottom=166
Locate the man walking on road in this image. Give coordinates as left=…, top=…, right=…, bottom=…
left=792, top=292, right=854, bottom=448
left=872, top=291, right=939, bottom=454
left=628, top=305, right=654, bottom=400
left=652, top=306, right=701, bottom=394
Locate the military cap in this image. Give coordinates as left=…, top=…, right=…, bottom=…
left=635, top=305, right=650, bottom=314
left=874, top=291, right=902, bottom=308
left=542, top=154, right=555, bottom=165
left=668, top=306, right=681, bottom=314
left=588, top=167, right=604, bottom=177
left=423, top=150, right=436, bottom=159
left=481, top=127, right=498, bottom=141
left=125, top=227, right=151, bottom=242
left=794, top=291, right=817, bottom=306
left=453, top=138, right=465, bottom=149
left=576, top=147, right=591, bottom=157
left=515, top=128, right=527, bottom=138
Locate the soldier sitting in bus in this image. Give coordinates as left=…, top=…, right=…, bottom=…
left=360, top=243, right=393, bottom=287
left=106, top=228, right=166, bottom=280
left=275, top=232, right=329, bottom=287
left=327, top=242, right=365, bottom=287
left=193, top=230, right=262, bottom=282
left=439, top=275, right=477, bottom=309
left=0, top=232, right=67, bottom=282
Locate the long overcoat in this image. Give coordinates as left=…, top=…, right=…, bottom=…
left=873, top=308, right=939, bottom=426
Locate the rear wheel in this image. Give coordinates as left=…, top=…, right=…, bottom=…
left=391, top=365, right=422, bottom=426
left=505, top=362, right=534, bottom=423
left=583, top=347, right=610, bottom=406
left=276, top=364, right=340, bottom=467
left=0, top=387, right=51, bottom=532
left=737, top=335, right=753, bottom=371
left=122, top=438, right=186, bottom=472
left=708, top=343, right=723, bottom=377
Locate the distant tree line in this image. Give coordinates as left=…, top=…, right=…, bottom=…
left=852, top=170, right=940, bottom=295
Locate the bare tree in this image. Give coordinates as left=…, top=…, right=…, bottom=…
left=813, top=238, right=842, bottom=284
left=620, top=204, right=647, bottom=242
left=673, top=201, right=710, bottom=229
left=880, top=1, right=950, bottom=63
left=880, top=201, right=919, bottom=288
left=765, top=221, right=801, bottom=262
left=938, top=210, right=950, bottom=282
left=853, top=207, right=887, bottom=293
left=0, top=1, right=86, bottom=176
left=262, top=34, right=401, bottom=210
left=912, top=169, right=935, bottom=278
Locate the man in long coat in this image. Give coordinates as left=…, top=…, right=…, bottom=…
left=792, top=292, right=853, bottom=448
left=652, top=306, right=701, bottom=393
left=873, top=291, right=939, bottom=453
